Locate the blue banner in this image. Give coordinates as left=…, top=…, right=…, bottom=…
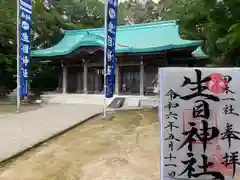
left=19, top=0, right=32, bottom=97
left=105, top=0, right=118, bottom=98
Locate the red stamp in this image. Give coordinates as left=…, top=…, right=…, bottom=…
left=206, top=73, right=228, bottom=94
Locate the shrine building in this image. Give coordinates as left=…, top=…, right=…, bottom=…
left=30, top=20, right=208, bottom=96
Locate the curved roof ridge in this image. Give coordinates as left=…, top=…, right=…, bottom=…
left=30, top=20, right=203, bottom=58
left=84, top=32, right=104, bottom=41
left=81, top=32, right=132, bottom=49
left=119, top=22, right=176, bottom=32
left=64, top=20, right=176, bottom=35
left=30, top=33, right=73, bottom=55
left=119, top=20, right=176, bottom=29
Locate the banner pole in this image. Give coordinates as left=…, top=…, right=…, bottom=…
left=16, top=0, right=20, bottom=112
left=103, top=0, right=108, bottom=118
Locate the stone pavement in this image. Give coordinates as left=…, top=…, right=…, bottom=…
left=0, top=104, right=103, bottom=162
left=42, top=94, right=158, bottom=107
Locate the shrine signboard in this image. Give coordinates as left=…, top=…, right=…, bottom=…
left=159, top=68, right=240, bottom=180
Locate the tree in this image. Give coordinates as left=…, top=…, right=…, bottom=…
left=32, top=0, right=105, bottom=49
left=117, top=0, right=182, bottom=25
left=0, top=0, right=17, bottom=89
left=176, top=0, right=240, bottom=65
left=31, top=0, right=78, bottom=49
left=0, top=0, right=106, bottom=91
left=118, top=0, right=161, bottom=24
left=52, top=0, right=104, bottom=28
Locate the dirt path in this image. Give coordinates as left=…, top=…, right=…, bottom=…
left=0, top=109, right=160, bottom=180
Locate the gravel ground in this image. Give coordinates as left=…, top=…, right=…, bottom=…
left=0, top=109, right=160, bottom=180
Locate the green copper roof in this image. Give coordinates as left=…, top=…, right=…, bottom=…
left=192, top=46, right=208, bottom=59
left=31, top=20, right=202, bottom=57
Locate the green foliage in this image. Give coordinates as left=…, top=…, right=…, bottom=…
left=175, top=0, right=240, bottom=65
left=0, top=0, right=17, bottom=89
left=31, top=0, right=105, bottom=49
left=118, top=0, right=178, bottom=25
left=0, top=0, right=106, bottom=91
left=0, top=0, right=183, bottom=92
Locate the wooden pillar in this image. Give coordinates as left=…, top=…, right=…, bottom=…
left=140, top=58, right=144, bottom=96
left=58, top=75, right=61, bottom=89
left=83, top=61, right=88, bottom=94
left=62, top=65, right=67, bottom=94
left=56, top=75, right=62, bottom=92
left=76, top=71, right=81, bottom=93
left=95, top=70, right=100, bottom=92
left=115, top=58, right=120, bottom=95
